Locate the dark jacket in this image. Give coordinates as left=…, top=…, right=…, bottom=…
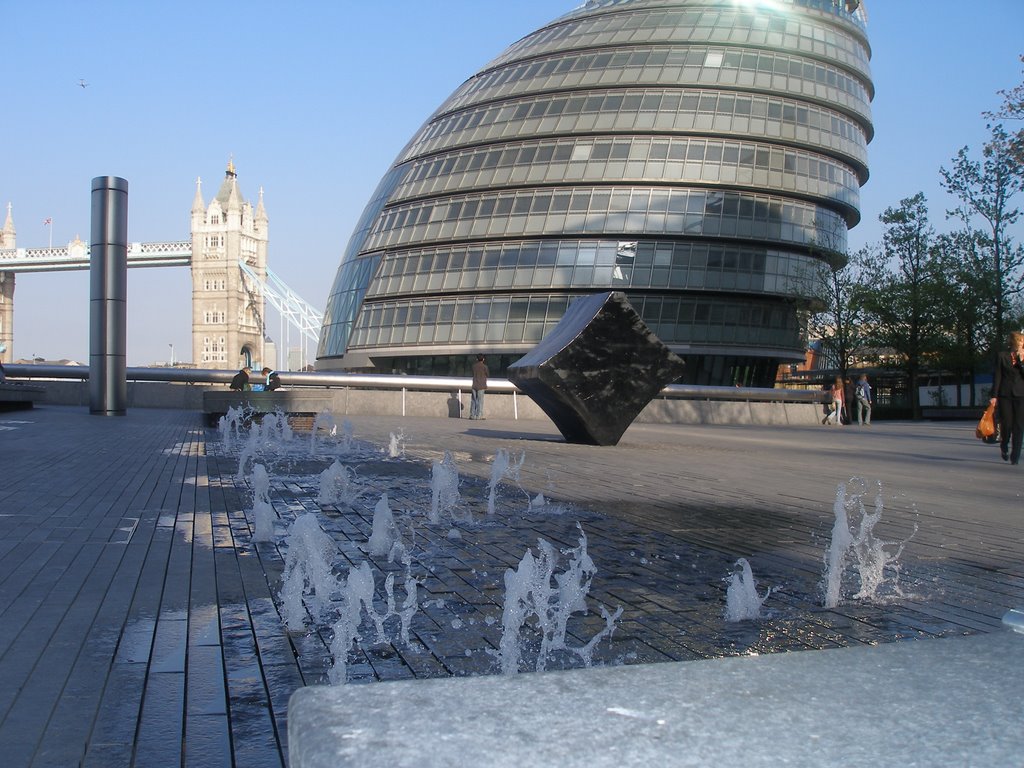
left=471, top=360, right=489, bottom=390
left=993, top=351, right=1024, bottom=398
left=229, top=370, right=249, bottom=391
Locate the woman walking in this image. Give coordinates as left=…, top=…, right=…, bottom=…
left=823, top=376, right=845, bottom=426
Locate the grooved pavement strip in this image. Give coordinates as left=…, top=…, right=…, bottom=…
left=0, top=405, right=1021, bottom=766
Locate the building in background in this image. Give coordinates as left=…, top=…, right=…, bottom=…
left=190, top=161, right=269, bottom=370
left=317, top=0, right=873, bottom=385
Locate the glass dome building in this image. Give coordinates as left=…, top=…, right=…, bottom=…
left=317, top=0, right=872, bottom=386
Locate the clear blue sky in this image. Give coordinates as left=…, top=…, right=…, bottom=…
left=4, top=1, right=1023, bottom=366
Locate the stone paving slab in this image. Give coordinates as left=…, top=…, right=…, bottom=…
left=0, top=405, right=1021, bottom=767
left=289, top=628, right=1024, bottom=768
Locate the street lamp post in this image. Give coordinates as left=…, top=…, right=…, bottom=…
left=169, top=343, right=174, bottom=367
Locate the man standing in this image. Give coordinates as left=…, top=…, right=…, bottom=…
left=855, top=373, right=873, bottom=425
left=470, top=354, right=489, bottom=419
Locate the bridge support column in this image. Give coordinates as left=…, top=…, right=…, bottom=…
left=89, top=176, right=128, bottom=415
left=0, top=272, right=13, bottom=363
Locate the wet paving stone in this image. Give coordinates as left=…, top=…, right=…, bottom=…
left=205, top=423, right=1021, bottom=711
left=6, top=408, right=1021, bottom=767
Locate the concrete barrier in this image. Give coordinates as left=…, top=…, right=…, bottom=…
left=11, top=377, right=824, bottom=427
left=0, top=382, right=46, bottom=410
left=288, top=628, right=1024, bottom=768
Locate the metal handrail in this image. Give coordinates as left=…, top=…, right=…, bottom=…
left=2, top=364, right=827, bottom=403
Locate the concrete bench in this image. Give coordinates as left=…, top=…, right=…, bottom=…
left=201, top=389, right=336, bottom=427
left=0, top=382, right=46, bottom=411
left=288, top=627, right=1024, bottom=768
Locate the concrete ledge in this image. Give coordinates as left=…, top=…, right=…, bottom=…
left=0, top=382, right=45, bottom=410
left=202, top=390, right=338, bottom=426
left=288, top=630, right=1024, bottom=768
left=26, top=378, right=823, bottom=427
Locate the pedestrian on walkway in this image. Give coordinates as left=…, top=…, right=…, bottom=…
left=991, top=331, right=1024, bottom=464
left=470, top=354, right=489, bottom=419
left=261, top=367, right=281, bottom=391
left=823, top=376, right=844, bottom=425
left=230, top=366, right=252, bottom=391
left=855, top=373, right=873, bottom=425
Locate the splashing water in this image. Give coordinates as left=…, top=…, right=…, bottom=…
left=317, top=460, right=357, bottom=507
left=250, top=463, right=277, bottom=543
left=429, top=451, right=461, bottom=524
left=279, top=514, right=338, bottom=630
left=236, top=441, right=257, bottom=484
left=821, top=478, right=916, bottom=608
left=387, top=430, right=405, bottom=458
left=257, top=410, right=293, bottom=445
left=328, top=561, right=376, bottom=685
left=498, top=524, right=621, bottom=674
left=233, top=410, right=296, bottom=481
left=251, top=462, right=270, bottom=504
left=487, top=448, right=526, bottom=515
left=725, top=558, right=772, bottom=622
left=252, top=498, right=276, bottom=543
left=328, top=560, right=420, bottom=685
left=310, top=410, right=337, bottom=455
left=367, top=494, right=400, bottom=559
left=218, top=405, right=249, bottom=449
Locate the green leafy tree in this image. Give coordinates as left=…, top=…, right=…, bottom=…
left=929, top=231, right=992, bottom=406
left=940, top=124, right=1024, bottom=353
left=860, top=194, right=948, bottom=419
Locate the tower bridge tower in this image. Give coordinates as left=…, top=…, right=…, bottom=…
left=190, top=160, right=268, bottom=370
left=0, top=205, right=15, bottom=363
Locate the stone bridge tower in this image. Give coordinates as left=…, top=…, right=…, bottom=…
left=190, top=160, right=268, bottom=370
left=0, top=205, right=15, bottom=363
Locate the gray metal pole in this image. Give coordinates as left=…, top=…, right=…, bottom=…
left=89, top=176, right=128, bottom=415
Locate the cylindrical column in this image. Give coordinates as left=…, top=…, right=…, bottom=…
left=89, top=176, right=128, bottom=415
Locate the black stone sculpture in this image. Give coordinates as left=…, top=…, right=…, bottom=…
left=507, top=291, right=685, bottom=446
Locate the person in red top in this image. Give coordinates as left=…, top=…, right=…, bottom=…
left=990, top=331, right=1024, bottom=464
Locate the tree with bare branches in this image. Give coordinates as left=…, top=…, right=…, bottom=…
left=986, top=55, right=1024, bottom=166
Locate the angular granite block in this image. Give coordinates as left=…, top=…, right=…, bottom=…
left=507, top=291, right=685, bottom=445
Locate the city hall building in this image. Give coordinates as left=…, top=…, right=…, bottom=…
left=317, top=0, right=872, bottom=386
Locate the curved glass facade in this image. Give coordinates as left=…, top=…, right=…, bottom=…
left=318, top=0, right=872, bottom=385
